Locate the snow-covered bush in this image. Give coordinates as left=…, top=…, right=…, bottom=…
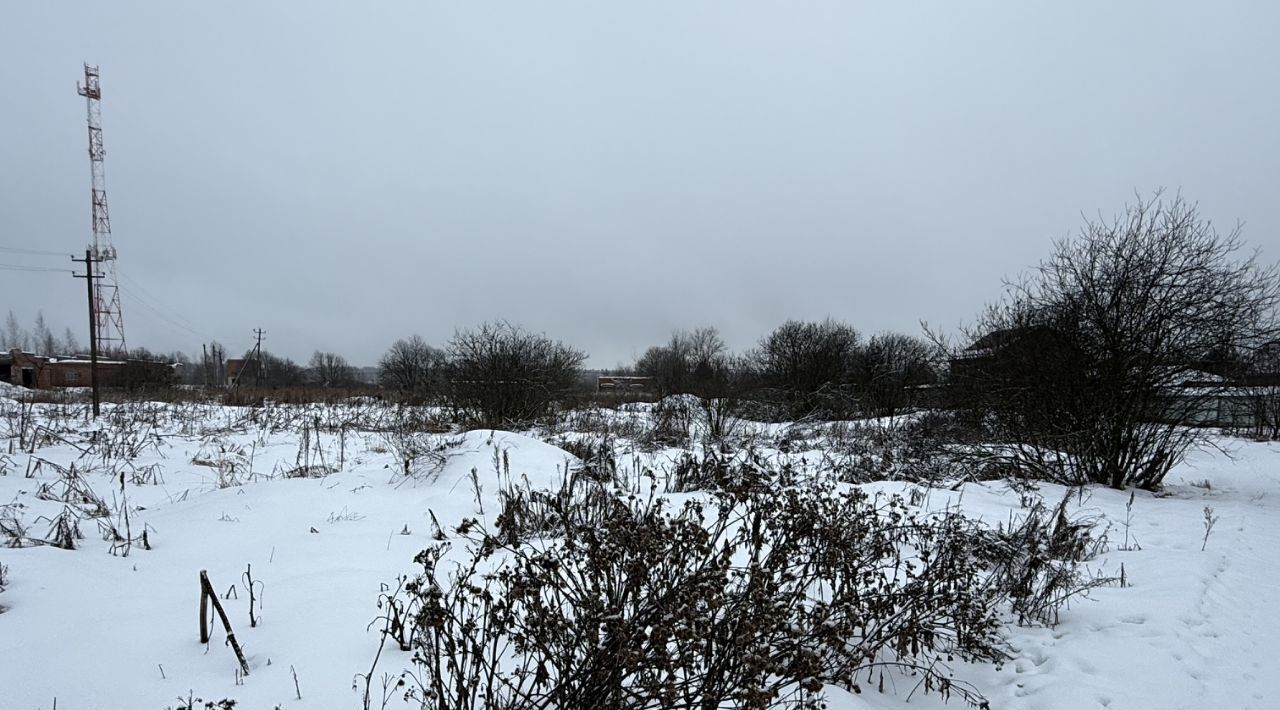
left=552, top=434, right=618, bottom=483
left=772, top=413, right=980, bottom=485
left=665, top=447, right=775, bottom=494
left=494, top=471, right=621, bottom=546
left=0, top=503, right=33, bottom=548
left=394, top=478, right=1057, bottom=709
left=956, top=194, right=1280, bottom=489
left=38, top=505, right=83, bottom=550
left=974, top=491, right=1113, bottom=626
left=636, top=395, right=694, bottom=450
left=378, top=428, right=453, bottom=479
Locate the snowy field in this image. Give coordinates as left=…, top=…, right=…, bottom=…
left=1, top=393, right=1278, bottom=710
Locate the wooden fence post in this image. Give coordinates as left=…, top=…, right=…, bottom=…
left=199, top=569, right=250, bottom=676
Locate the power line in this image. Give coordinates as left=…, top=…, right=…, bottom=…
left=114, top=270, right=227, bottom=343
left=116, top=285, right=205, bottom=338
left=115, top=285, right=238, bottom=348
left=114, top=276, right=234, bottom=345
left=0, top=262, right=74, bottom=273
left=116, top=269, right=206, bottom=334
left=116, top=280, right=198, bottom=329
left=3, top=260, right=229, bottom=350
left=0, top=245, right=76, bottom=258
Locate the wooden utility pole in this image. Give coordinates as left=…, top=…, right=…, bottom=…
left=71, top=250, right=101, bottom=417
left=252, top=328, right=265, bottom=386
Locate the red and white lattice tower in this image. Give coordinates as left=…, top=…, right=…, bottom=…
left=77, top=63, right=127, bottom=357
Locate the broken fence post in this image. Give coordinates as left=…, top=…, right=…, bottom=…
left=199, top=569, right=251, bottom=676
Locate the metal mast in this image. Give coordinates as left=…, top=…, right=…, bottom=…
left=77, top=63, right=127, bottom=357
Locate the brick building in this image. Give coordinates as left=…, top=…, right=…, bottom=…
left=1, top=349, right=176, bottom=390
left=225, top=358, right=260, bottom=386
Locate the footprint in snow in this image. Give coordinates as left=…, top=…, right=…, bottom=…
left=1073, top=657, right=1099, bottom=674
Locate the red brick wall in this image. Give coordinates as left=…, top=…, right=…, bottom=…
left=4, top=349, right=174, bottom=389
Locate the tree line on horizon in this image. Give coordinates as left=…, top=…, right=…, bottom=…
left=5, top=192, right=1279, bottom=490
left=207, top=192, right=1280, bottom=491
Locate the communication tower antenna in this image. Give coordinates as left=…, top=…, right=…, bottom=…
left=77, top=63, right=127, bottom=357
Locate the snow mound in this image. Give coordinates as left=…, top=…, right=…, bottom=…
left=432, top=429, right=578, bottom=500
left=0, top=380, right=27, bottom=401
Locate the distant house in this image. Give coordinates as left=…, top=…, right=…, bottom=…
left=225, top=358, right=260, bottom=386
left=1, top=349, right=176, bottom=390
left=945, top=325, right=1079, bottom=410
left=948, top=329, right=1280, bottom=431
left=596, top=375, right=658, bottom=396
left=1155, top=372, right=1280, bottom=430
left=949, top=325, right=1073, bottom=381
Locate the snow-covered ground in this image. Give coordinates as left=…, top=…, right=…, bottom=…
left=1, top=397, right=1278, bottom=709
left=847, top=443, right=1280, bottom=710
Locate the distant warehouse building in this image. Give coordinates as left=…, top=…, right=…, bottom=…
left=596, top=375, right=658, bottom=396
left=1, top=349, right=176, bottom=390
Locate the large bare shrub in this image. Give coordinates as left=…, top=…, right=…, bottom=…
left=856, top=332, right=938, bottom=418
left=956, top=193, right=1280, bottom=489
left=446, top=322, right=586, bottom=428
left=745, top=319, right=861, bottom=420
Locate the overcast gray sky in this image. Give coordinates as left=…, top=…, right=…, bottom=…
left=3, top=2, right=1278, bottom=367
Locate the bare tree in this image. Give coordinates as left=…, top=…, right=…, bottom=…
left=745, top=319, right=861, bottom=419
left=236, top=350, right=306, bottom=388
left=308, top=350, right=357, bottom=388
left=446, top=321, right=586, bottom=427
left=634, top=344, right=683, bottom=397
left=958, top=192, right=1280, bottom=489
left=634, top=327, right=727, bottom=397
left=62, top=327, right=82, bottom=357
left=377, top=335, right=446, bottom=401
left=2, top=310, right=26, bottom=351
left=857, top=332, right=938, bottom=418
left=32, top=312, right=57, bottom=356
